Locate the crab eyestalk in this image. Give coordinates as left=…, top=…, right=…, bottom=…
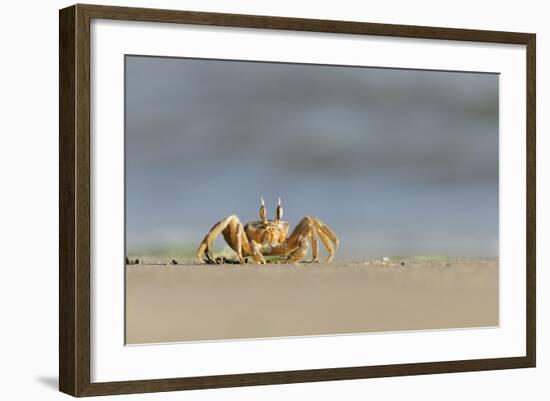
left=276, top=197, right=283, bottom=220
left=259, top=197, right=267, bottom=224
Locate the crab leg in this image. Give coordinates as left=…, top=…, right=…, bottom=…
left=286, top=236, right=309, bottom=264
left=233, top=223, right=244, bottom=263
left=310, top=217, right=339, bottom=262
left=316, top=228, right=336, bottom=262
left=196, top=215, right=247, bottom=264
left=310, top=226, right=319, bottom=263
left=237, top=223, right=252, bottom=256
left=312, top=217, right=339, bottom=249
left=287, top=216, right=339, bottom=263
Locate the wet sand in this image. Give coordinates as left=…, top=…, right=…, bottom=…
left=125, top=259, right=498, bottom=344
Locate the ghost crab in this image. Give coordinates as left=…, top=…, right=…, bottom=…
left=196, top=198, right=339, bottom=264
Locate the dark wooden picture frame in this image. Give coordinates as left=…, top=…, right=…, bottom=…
left=59, top=3, right=536, bottom=397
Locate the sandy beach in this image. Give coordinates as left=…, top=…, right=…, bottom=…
left=125, top=258, right=498, bottom=344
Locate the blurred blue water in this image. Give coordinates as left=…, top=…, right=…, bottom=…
left=125, top=56, right=498, bottom=258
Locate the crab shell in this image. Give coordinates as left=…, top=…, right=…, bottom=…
left=243, top=220, right=290, bottom=250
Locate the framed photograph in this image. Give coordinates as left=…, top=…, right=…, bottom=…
left=59, top=4, right=536, bottom=397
